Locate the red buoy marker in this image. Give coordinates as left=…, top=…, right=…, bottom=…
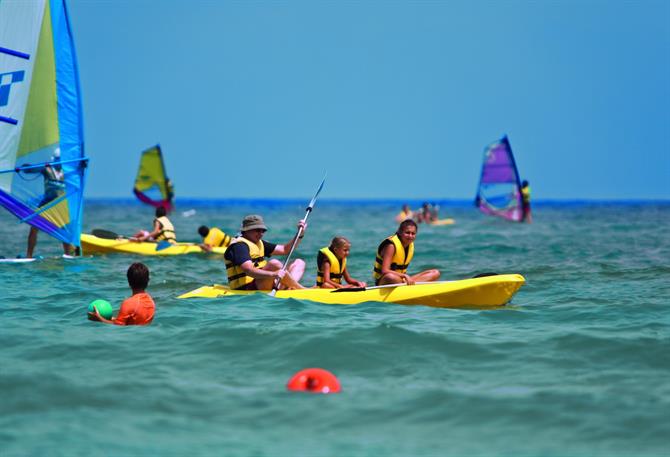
left=287, top=368, right=341, bottom=394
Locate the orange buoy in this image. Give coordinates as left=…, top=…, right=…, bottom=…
left=287, top=368, right=341, bottom=394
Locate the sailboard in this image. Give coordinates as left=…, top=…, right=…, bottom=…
left=475, top=135, right=524, bottom=222
left=133, top=144, right=174, bottom=212
left=0, top=0, right=88, bottom=250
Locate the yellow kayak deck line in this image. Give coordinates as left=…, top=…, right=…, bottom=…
left=80, top=233, right=227, bottom=256
left=178, top=274, right=525, bottom=308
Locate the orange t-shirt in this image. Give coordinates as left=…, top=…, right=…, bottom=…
left=114, top=292, right=155, bottom=326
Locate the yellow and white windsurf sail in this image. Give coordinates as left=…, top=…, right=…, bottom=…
left=0, top=0, right=88, bottom=246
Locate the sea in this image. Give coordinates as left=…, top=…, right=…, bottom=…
left=1, top=200, right=668, bottom=457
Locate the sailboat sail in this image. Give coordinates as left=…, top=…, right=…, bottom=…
left=0, top=0, right=88, bottom=246
left=475, top=135, right=523, bottom=222
left=133, top=144, right=173, bottom=211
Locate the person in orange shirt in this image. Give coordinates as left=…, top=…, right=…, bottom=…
left=88, top=262, right=155, bottom=326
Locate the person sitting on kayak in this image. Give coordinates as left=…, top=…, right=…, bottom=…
left=316, top=236, right=366, bottom=289
left=373, top=219, right=440, bottom=286
left=131, top=206, right=176, bottom=243
left=395, top=204, right=414, bottom=223
left=224, top=214, right=306, bottom=290
left=88, top=262, right=156, bottom=326
left=521, top=180, right=532, bottom=223
left=198, top=226, right=232, bottom=252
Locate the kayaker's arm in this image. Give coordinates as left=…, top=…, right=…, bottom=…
left=343, top=268, right=366, bottom=288
left=238, top=260, right=286, bottom=281
left=272, top=220, right=307, bottom=256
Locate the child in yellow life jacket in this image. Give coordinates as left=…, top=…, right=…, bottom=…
left=197, top=226, right=232, bottom=252
left=316, top=237, right=366, bottom=289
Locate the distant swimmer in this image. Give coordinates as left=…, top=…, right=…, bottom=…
left=198, top=226, right=232, bottom=252
left=416, top=202, right=454, bottom=226
left=88, top=262, right=156, bottom=326
left=224, top=214, right=306, bottom=290
left=316, top=236, right=366, bottom=289
left=131, top=206, right=177, bottom=243
left=521, top=180, right=532, bottom=223
left=373, top=219, right=440, bottom=286
left=395, top=204, right=414, bottom=222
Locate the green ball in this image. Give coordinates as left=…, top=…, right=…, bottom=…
left=88, top=299, right=113, bottom=320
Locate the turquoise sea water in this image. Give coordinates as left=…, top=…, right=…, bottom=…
left=1, top=200, right=669, bottom=456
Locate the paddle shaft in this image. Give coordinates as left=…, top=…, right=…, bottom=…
left=269, top=176, right=326, bottom=296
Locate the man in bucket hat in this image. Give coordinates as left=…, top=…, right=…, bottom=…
left=223, top=214, right=306, bottom=290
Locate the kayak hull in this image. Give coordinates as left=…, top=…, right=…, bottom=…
left=178, top=274, right=525, bottom=308
left=80, top=233, right=226, bottom=256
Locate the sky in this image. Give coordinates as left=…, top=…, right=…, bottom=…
left=66, top=0, right=669, bottom=200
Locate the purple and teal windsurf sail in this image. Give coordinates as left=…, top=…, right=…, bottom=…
left=0, top=0, right=88, bottom=247
left=475, top=136, right=523, bottom=222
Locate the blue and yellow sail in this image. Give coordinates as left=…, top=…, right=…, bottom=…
left=0, top=0, right=88, bottom=247
left=133, top=144, right=174, bottom=212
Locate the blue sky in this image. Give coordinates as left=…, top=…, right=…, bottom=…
left=68, top=0, right=669, bottom=200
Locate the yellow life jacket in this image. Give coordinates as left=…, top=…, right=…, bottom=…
left=205, top=227, right=231, bottom=248
left=373, top=234, right=414, bottom=280
left=225, top=237, right=268, bottom=290
left=316, top=247, right=346, bottom=287
left=521, top=186, right=531, bottom=204
left=155, top=216, right=176, bottom=243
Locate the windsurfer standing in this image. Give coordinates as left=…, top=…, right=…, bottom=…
left=21, top=148, right=75, bottom=258
left=521, top=180, right=532, bottom=223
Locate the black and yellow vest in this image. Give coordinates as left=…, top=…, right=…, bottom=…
left=316, top=247, right=346, bottom=287
left=155, top=216, right=176, bottom=243
left=373, top=234, right=414, bottom=281
left=225, top=237, right=268, bottom=290
left=521, top=186, right=531, bottom=205
left=205, top=227, right=232, bottom=248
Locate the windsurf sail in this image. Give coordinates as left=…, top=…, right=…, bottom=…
left=475, top=135, right=523, bottom=222
left=133, top=144, right=174, bottom=211
left=0, top=0, right=88, bottom=247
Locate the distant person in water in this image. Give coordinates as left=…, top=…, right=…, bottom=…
left=131, top=206, right=176, bottom=243
left=224, top=214, right=306, bottom=290
left=416, top=202, right=437, bottom=224
left=521, top=180, right=532, bottom=223
left=316, top=236, right=366, bottom=289
left=89, top=262, right=155, bottom=326
left=21, top=148, right=75, bottom=258
left=395, top=204, right=414, bottom=223
left=198, top=225, right=232, bottom=252
left=373, top=219, right=440, bottom=286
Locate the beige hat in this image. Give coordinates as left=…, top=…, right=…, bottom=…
left=241, top=214, right=267, bottom=232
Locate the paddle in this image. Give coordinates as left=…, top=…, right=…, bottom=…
left=92, top=229, right=123, bottom=239
left=331, top=273, right=501, bottom=293
left=269, top=175, right=326, bottom=297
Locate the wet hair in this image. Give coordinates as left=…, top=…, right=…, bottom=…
left=198, top=226, right=210, bottom=237
left=127, top=262, right=150, bottom=290
left=398, top=219, right=418, bottom=233
left=155, top=206, right=167, bottom=218
left=522, top=180, right=529, bottom=187
left=329, top=236, right=350, bottom=250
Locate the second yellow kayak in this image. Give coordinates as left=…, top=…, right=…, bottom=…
left=80, top=233, right=227, bottom=256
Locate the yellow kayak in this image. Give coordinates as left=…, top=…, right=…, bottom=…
left=178, top=274, right=525, bottom=308
left=80, top=233, right=227, bottom=256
